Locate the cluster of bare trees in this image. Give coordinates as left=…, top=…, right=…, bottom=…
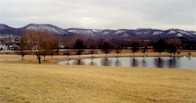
left=16, top=30, right=183, bottom=64
left=17, top=30, right=59, bottom=63
left=154, top=38, right=182, bottom=57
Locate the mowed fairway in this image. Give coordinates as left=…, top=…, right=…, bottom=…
left=0, top=62, right=196, bottom=103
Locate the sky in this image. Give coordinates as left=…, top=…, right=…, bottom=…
left=0, top=0, right=196, bottom=30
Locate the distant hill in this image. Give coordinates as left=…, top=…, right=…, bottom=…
left=0, top=23, right=196, bottom=40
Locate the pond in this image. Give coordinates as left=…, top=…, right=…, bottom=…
left=57, top=57, right=196, bottom=70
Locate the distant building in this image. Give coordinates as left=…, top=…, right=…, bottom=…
left=0, top=35, right=19, bottom=51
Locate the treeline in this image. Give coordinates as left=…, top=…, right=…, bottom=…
left=16, top=30, right=194, bottom=64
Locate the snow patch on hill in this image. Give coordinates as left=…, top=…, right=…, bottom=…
left=152, top=31, right=162, bottom=35
left=24, top=24, right=65, bottom=34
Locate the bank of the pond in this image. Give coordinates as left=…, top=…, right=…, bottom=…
left=0, top=52, right=196, bottom=64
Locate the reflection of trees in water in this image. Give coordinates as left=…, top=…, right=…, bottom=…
left=141, top=58, right=147, bottom=67
left=66, top=60, right=70, bottom=65
left=188, top=57, right=191, bottom=60
left=130, top=58, right=138, bottom=67
left=167, top=57, right=178, bottom=68
left=101, top=58, right=112, bottom=66
left=154, top=57, right=164, bottom=68
left=115, top=57, right=121, bottom=67
left=73, top=59, right=85, bottom=65
left=89, top=58, right=97, bottom=66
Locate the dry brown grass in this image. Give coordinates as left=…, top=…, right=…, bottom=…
left=0, top=63, right=196, bottom=103
left=0, top=54, right=196, bottom=103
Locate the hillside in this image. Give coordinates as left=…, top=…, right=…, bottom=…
left=0, top=24, right=196, bottom=40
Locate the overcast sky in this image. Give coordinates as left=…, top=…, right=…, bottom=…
left=0, top=0, right=195, bottom=30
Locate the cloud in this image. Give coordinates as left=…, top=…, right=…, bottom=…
left=0, top=0, right=195, bottom=30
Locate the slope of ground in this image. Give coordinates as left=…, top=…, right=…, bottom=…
left=0, top=62, right=196, bottom=103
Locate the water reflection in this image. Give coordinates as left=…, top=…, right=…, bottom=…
left=73, top=59, right=85, bottom=65
left=167, top=57, right=178, bottom=68
left=89, top=58, right=97, bottom=66
left=101, top=58, right=112, bottom=66
left=130, top=58, right=139, bottom=67
left=154, top=57, right=164, bottom=68
left=58, top=57, right=196, bottom=69
left=141, top=58, right=147, bottom=67
left=188, top=56, right=191, bottom=60
left=66, top=60, right=70, bottom=65
left=115, top=58, right=121, bottom=67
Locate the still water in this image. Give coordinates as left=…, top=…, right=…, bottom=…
left=58, top=57, right=196, bottom=69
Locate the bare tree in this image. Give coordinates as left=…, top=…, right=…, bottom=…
left=112, top=38, right=123, bottom=58
left=114, top=45, right=123, bottom=58
left=41, top=34, right=58, bottom=60
left=62, top=36, right=75, bottom=60
left=140, top=40, right=149, bottom=57
left=86, top=39, right=97, bottom=58
left=100, top=41, right=113, bottom=58
left=16, top=35, right=29, bottom=60
left=154, top=39, right=165, bottom=57
left=22, top=30, right=57, bottom=64
left=130, top=41, right=140, bottom=57
left=64, top=47, right=71, bottom=60
left=142, top=46, right=147, bottom=57
left=167, top=38, right=181, bottom=57
left=88, top=46, right=97, bottom=58
left=73, top=38, right=86, bottom=58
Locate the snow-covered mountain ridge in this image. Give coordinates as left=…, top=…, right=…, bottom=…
left=0, top=24, right=195, bottom=39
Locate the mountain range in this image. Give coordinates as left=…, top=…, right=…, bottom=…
left=0, top=23, right=196, bottom=40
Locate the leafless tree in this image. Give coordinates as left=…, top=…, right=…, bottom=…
left=154, top=39, right=165, bottom=57
left=166, top=38, right=181, bottom=57
left=130, top=41, right=140, bottom=57
left=141, top=40, right=148, bottom=57
left=62, top=36, right=74, bottom=60
left=114, top=45, right=123, bottom=58
left=64, top=47, right=71, bottom=60
left=86, top=39, right=97, bottom=58
left=112, top=38, right=123, bottom=58
left=41, top=33, right=58, bottom=60
left=142, top=46, right=147, bottom=57
left=73, top=38, right=86, bottom=58
left=16, top=34, right=29, bottom=60
left=88, top=45, right=97, bottom=58
left=100, top=40, right=113, bottom=58
left=22, top=30, right=57, bottom=64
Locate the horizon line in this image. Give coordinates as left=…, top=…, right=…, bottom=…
left=0, top=23, right=195, bottom=32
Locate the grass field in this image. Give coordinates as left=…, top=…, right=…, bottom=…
left=0, top=53, right=196, bottom=103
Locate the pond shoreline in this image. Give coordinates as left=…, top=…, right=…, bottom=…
left=56, top=52, right=195, bottom=63
left=0, top=52, right=195, bottom=65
